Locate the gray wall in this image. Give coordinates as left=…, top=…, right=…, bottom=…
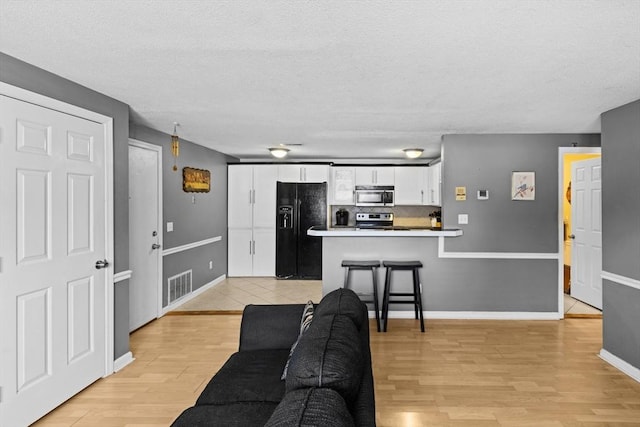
left=601, top=99, right=640, bottom=369
left=442, top=134, right=600, bottom=252
left=129, top=125, right=237, bottom=306
left=438, top=134, right=600, bottom=312
left=0, top=53, right=131, bottom=358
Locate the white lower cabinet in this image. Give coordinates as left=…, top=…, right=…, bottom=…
left=252, top=228, right=276, bottom=276
left=228, top=228, right=275, bottom=277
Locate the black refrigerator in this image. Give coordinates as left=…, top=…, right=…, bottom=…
left=276, top=182, right=327, bottom=279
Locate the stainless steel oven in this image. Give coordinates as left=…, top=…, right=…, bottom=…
left=355, top=186, right=394, bottom=207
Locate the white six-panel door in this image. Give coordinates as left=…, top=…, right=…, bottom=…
left=128, top=140, right=162, bottom=331
left=0, top=94, right=108, bottom=426
left=570, top=157, right=603, bottom=309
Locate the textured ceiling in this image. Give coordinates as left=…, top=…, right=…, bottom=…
left=1, top=0, right=639, bottom=161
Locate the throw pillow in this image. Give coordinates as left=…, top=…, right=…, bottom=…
left=281, top=300, right=314, bottom=380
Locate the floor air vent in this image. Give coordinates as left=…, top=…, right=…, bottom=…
left=168, top=270, right=192, bottom=304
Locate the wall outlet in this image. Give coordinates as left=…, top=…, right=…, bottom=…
left=209, top=260, right=213, bottom=270
left=458, top=214, right=469, bottom=225
left=167, top=222, right=174, bottom=232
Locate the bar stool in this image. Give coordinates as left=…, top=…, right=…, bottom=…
left=341, top=260, right=381, bottom=332
left=381, top=261, right=424, bottom=332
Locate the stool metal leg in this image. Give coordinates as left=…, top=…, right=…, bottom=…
left=372, top=266, right=380, bottom=332
left=414, top=268, right=425, bottom=332
left=381, top=267, right=391, bottom=332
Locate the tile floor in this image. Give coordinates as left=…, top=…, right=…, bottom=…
left=563, top=293, right=602, bottom=315
left=173, top=277, right=323, bottom=311
left=173, top=277, right=601, bottom=316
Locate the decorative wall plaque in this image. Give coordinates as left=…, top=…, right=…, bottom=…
left=183, top=167, right=210, bottom=193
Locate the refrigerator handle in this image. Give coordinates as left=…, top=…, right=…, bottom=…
left=296, top=199, right=301, bottom=237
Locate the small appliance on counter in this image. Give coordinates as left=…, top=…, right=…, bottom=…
left=335, top=208, right=349, bottom=226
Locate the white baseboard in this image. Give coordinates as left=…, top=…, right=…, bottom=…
left=113, top=351, right=135, bottom=373
left=599, top=349, right=640, bottom=383
left=375, top=310, right=561, bottom=320
left=162, top=274, right=227, bottom=314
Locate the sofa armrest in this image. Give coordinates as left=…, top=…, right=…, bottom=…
left=239, top=304, right=304, bottom=351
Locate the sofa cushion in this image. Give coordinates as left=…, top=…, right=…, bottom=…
left=264, top=388, right=355, bottom=427
left=281, top=300, right=315, bottom=380
left=314, top=288, right=366, bottom=329
left=196, top=349, right=289, bottom=405
left=285, top=314, right=364, bottom=402
left=171, top=402, right=279, bottom=427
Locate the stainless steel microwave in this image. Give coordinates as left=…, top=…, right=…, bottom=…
left=355, top=186, right=394, bottom=206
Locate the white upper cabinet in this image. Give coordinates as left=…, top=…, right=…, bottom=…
left=355, top=167, right=395, bottom=186
left=228, top=165, right=254, bottom=228
left=330, top=167, right=356, bottom=205
left=424, top=162, right=442, bottom=206
left=278, top=164, right=328, bottom=183
left=252, top=165, right=278, bottom=228
left=394, top=167, right=426, bottom=205
left=228, top=164, right=277, bottom=229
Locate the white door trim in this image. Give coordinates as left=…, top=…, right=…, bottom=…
left=0, top=81, right=115, bottom=375
left=557, top=147, right=601, bottom=319
left=128, top=138, right=163, bottom=325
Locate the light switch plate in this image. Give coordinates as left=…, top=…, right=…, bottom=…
left=167, top=222, right=174, bottom=232
left=458, top=214, right=469, bottom=225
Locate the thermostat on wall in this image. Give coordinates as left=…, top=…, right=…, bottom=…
left=477, top=190, right=489, bottom=200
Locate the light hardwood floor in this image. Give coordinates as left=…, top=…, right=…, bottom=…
left=33, top=316, right=638, bottom=426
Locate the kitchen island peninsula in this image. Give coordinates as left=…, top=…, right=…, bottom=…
left=307, top=227, right=463, bottom=315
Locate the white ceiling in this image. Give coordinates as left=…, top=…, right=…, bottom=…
left=1, top=1, right=639, bottom=161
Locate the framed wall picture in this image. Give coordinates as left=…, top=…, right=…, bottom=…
left=183, top=167, right=210, bottom=193
left=511, top=171, right=535, bottom=200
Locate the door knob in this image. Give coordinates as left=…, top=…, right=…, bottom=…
left=95, top=259, right=110, bottom=269
left=569, top=234, right=575, bottom=239
left=152, top=243, right=162, bottom=250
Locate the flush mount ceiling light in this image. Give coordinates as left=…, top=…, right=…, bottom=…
left=403, top=148, right=424, bottom=159
left=269, top=146, right=290, bottom=158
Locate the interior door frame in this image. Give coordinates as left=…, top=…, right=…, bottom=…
left=128, top=138, right=163, bottom=325
left=0, top=82, right=115, bottom=374
left=557, top=146, right=601, bottom=319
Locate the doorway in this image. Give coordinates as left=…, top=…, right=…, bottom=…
left=558, top=148, right=601, bottom=317
left=128, top=139, right=163, bottom=331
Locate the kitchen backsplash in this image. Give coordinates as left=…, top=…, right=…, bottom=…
left=330, top=205, right=440, bottom=227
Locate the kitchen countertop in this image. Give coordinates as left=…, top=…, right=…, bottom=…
left=307, top=226, right=463, bottom=237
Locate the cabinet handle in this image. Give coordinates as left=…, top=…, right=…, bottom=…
left=252, top=189, right=256, bottom=204
left=252, top=240, right=256, bottom=254
left=421, top=190, right=424, bottom=204
left=431, top=189, right=435, bottom=203
left=249, top=190, right=253, bottom=204
left=249, top=241, right=252, bottom=254
left=373, top=170, right=377, bottom=184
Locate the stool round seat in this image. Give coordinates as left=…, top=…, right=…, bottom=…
left=342, top=260, right=381, bottom=268
left=382, top=260, right=422, bottom=269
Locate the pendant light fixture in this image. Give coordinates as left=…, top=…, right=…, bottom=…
left=171, top=122, right=180, bottom=171
left=403, top=148, right=424, bottom=159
